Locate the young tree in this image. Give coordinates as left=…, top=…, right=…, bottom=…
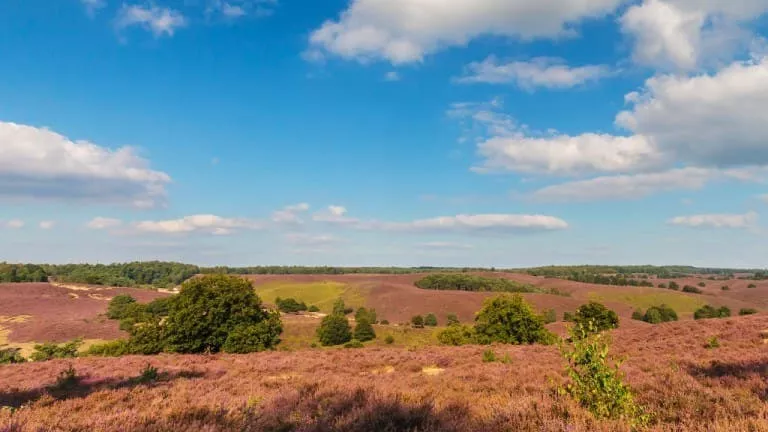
left=355, top=307, right=377, bottom=324
left=573, top=302, right=619, bottom=334
left=411, top=315, right=425, bottom=328
left=424, top=313, right=438, bottom=327
left=353, top=318, right=376, bottom=342
left=317, top=313, right=352, bottom=346
left=473, top=295, right=554, bottom=345
left=332, top=298, right=347, bottom=315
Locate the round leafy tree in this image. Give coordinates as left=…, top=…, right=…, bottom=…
left=473, top=294, right=553, bottom=345
left=317, top=313, right=352, bottom=346
left=643, top=305, right=678, bottom=324
left=573, top=302, right=619, bottom=333
left=424, top=313, right=438, bottom=327
left=163, top=275, right=281, bottom=353
left=353, top=318, right=376, bottom=342
left=411, top=315, right=425, bottom=328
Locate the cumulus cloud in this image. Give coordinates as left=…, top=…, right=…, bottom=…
left=668, top=211, right=758, bottom=228
left=0, top=121, right=170, bottom=207
left=206, top=0, right=277, bottom=19
left=457, top=56, right=612, bottom=89
left=116, top=4, right=186, bottom=37
left=39, top=221, right=55, bottom=230
left=307, top=0, right=624, bottom=64
left=312, top=205, right=360, bottom=226
left=87, top=217, right=123, bottom=230
left=133, top=214, right=262, bottom=235
left=4, top=220, right=24, bottom=229
left=272, top=203, right=310, bottom=224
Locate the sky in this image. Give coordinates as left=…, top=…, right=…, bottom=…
left=2, top=0, right=768, bottom=268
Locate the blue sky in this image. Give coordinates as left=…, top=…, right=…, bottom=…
left=2, top=0, right=768, bottom=267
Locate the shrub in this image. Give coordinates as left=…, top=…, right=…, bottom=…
left=573, top=302, right=619, bottom=334
left=128, top=319, right=167, bottom=355
left=542, top=309, right=557, bottom=324
left=138, top=363, right=159, bottom=383
left=332, top=298, right=346, bottom=315
left=275, top=297, right=307, bottom=313
left=704, top=336, right=720, bottom=349
left=107, top=295, right=138, bottom=319
left=353, top=318, right=376, bottom=342
left=657, top=283, right=667, bottom=289
left=474, top=295, right=554, bottom=345
left=748, top=283, right=757, bottom=288
left=631, top=309, right=644, bottom=321
left=308, top=305, right=320, bottom=313
left=424, top=313, right=438, bottom=327
left=694, top=305, right=731, bottom=320
left=643, top=305, right=678, bottom=324
left=222, top=315, right=283, bottom=353
left=437, top=324, right=476, bottom=346
left=344, top=340, right=364, bottom=349
left=739, top=308, right=758, bottom=316
left=164, top=275, right=281, bottom=354
left=380, top=319, right=390, bottom=325
left=86, top=339, right=132, bottom=357
left=0, top=348, right=25, bottom=364
left=482, top=349, right=496, bottom=363
left=563, top=312, right=575, bottom=322
left=682, top=285, right=703, bottom=294
left=30, top=339, right=82, bottom=361
left=668, top=281, right=680, bottom=291
left=411, top=315, right=424, bottom=328
left=384, top=334, right=395, bottom=344
left=698, top=282, right=706, bottom=287
left=343, top=307, right=354, bottom=315
left=317, top=313, right=352, bottom=346
left=355, top=307, right=377, bottom=324
left=721, top=285, right=730, bottom=291
left=446, top=314, right=460, bottom=326
left=559, top=324, right=648, bottom=426
left=51, top=365, right=79, bottom=391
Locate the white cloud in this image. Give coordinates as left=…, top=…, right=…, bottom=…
left=379, top=214, right=569, bottom=232
left=417, top=241, right=474, bottom=250
left=206, top=0, right=277, bottom=19
left=272, top=203, right=310, bottom=224
left=668, top=211, right=758, bottom=228
left=133, top=214, right=261, bottom=235
left=457, top=56, right=612, bottom=89
left=87, top=217, right=123, bottom=230
left=81, top=0, right=106, bottom=16
left=284, top=233, right=340, bottom=246
left=39, top=221, right=55, bottom=230
left=312, top=205, right=361, bottom=226
left=0, top=121, right=169, bottom=207
left=5, top=220, right=24, bottom=229
left=307, top=0, right=624, bottom=64
left=384, top=71, right=401, bottom=81
left=116, top=4, right=186, bottom=37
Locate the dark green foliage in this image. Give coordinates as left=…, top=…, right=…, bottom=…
left=343, top=307, right=354, bottom=315
left=698, top=282, right=706, bottom=287
left=424, top=313, right=438, bottom=327
left=107, top=295, right=137, bottom=319
left=446, top=313, right=460, bottom=326
left=414, top=274, right=535, bottom=293
left=144, top=297, right=172, bottom=316
left=384, top=335, right=395, bottom=344
left=128, top=320, right=167, bottom=355
left=222, top=315, right=283, bottom=353
left=380, top=319, right=389, bottom=325
left=563, top=312, right=575, bottom=322
left=668, top=281, right=680, bottom=291
left=410, top=315, right=424, bottom=328
left=308, top=305, right=320, bottom=312
left=482, top=349, right=496, bottom=363
left=542, top=309, right=557, bottom=324
left=437, top=324, right=476, bottom=346
left=317, top=313, right=352, bottom=346
left=354, top=307, right=377, bottom=324
left=353, top=318, right=376, bottom=342
left=332, top=298, right=347, bottom=315
left=162, top=275, right=280, bottom=354
left=631, top=309, right=644, bottom=321
left=474, top=295, right=554, bottom=345
left=721, top=285, right=730, bottom=291
left=573, top=302, right=619, bottom=334
left=46, top=261, right=199, bottom=288
left=739, top=308, right=758, bottom=316
left=31, top=339, right=82, bottom=362
left=344, top=340, right=364, bottom=349
left=694, top=305, right=731, bottom=320
left=657, top=283, right=667, bottom=289
left=705, top=336, right=720, bottom=349
left=85, top=339, right=132, bottom=357
left=748, top=283, right=757, bottom=288
left=642, top=305, right=678, bottom=324
left=138, top=363, right=159, bottom=383
left=683, top=285, right=703, bottom=294
left=275, top=297, right=308, bottom=313
left=0, top=348, right=25, bottom=364
left=0, top=263, right=48, bottom=282
left=51, top=365, right=79, bottom=391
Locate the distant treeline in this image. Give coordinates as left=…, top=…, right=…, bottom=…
left=0, top=263, right=49, bottom=283
left=526, top=265, right=766, bottom=279
left=44, top=262, right=199, bottom=288
left=415, top=274, right=536, bottom=293
left=201, top=266, right=495, bottom=275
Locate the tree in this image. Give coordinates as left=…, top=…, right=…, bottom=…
left=332, top=298, right=347, bottom=315
left=668, top=281, right=680, bottom=290
left=353, top=318, right=376, bottom=342
left=163, top=275, right=281, bottom=353
left=107, top=295, right=137, bottom=319
left=573, top=302, right=619, bottom=334
left=355, top=307, right=377, bottom=324
left=223, top=315, right=283, bottom=353
left=694, top=305, right=731, bottom=320
left=317, top=313, right=352, bottom=346
left=473, top=295, right=554, bottom=345
left=424, top=313, right=438, bottom=327
left=411, top=315, right=424, bottom=328
left=446, top=313, right=460, bottom=326
left=643, top=305, right=677, bottom=324
left=631, top=309, right=644, bottom=321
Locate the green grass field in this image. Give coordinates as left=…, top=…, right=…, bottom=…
left=588, top=290, right=707, bottom=314
left=253, top=281, right=366, bottom=313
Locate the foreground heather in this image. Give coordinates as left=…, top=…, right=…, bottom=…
left=1, top=315, right=767, bottom=431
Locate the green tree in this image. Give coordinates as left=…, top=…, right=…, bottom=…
left=446, top=313, right=460, bottom=326
left=223, top=314, right=283, bottom=353
left=631, top=309, right=644, bottom=321
left=332, top=298, right=347, bottom=315
left=355, top=307, right=377, bottom=324
left=694, top=305, right=731, bottom=320
left=473, top=295, right=554, bottom=345
left=317, top=313, right=352, bottom=346
left=573, top=302, right=619, bottom=334
left=411, top=315, right=424, bottom=328
left=643, top=305, right=678, bottom=324
left=437, top=324, right=476, bottom=346
left=353, top=318, right=376, bottom=342
left=0, top=348, right=25, bottom=364
left=107, top=295, right=137, bottom=319
left=424, top=313, right=438, bottom=327
left=163, top=275, right=281, bottom=353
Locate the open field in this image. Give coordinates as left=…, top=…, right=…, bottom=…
left=253, top=281, right=366, bottom=313
left=1, top=315, right=767, bottom=431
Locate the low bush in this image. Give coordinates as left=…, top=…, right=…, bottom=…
left=657, top=283, right=667, bottom=289
left=424, top=313, right=438, bottom=327
left=682, top=285, right=703, bottom=294
left=482, top=349, right=496, bottom=363
left=275, top=297, right=308, bottom=313
left=542, top=309, right=557, bottom=324
left=355, top=307, right=377, bottom=324
left=631, top=309, right=644, bottom=321
left=86, top=339, right=132, bottom=357
left=30, top=339, right=82, bottom=362
left=668, top=281, right=680, bottom=291
left=411, top=315, right=424, bottom=328
left=344, top=340, right=364, bottom=349
left=437, top=324, right=476, bottom=346
left=739, top=308, right=758, bottom=316
left=138, top=363, right=159, bottom=383
left=704, top=336, right=720, bottom=349
left=308, top=305, right=320, bottom=312
left=317, top=313, right=352, bottom=346
left=694, top=305, right=731, bottom=320
left=222, top=315, right=283, bottom=354
left=721, top=285, right=730, bottom=291
left=107, top=295, right=138, bottom=320
left=748, top=283, right=757, bottom=288
left=51, top=365, right=79, bottom=391
left=0, top=348, right=25, bottom=364
left=563, top=312, right=575, bottom=322
left=642, top=305, right=678, bottom=324
left=384, top=334, right=395, bottom=344
left=446, top=314, right=459, bottom=326
left=379, top=319, right=389, bottom=325
left=698, top=282, right=706, bottom=288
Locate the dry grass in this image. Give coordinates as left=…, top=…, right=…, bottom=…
left=1, top=315, right=766, bottom=431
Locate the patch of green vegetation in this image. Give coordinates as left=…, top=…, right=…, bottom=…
left=253, top=281, right=365, bottom=313
left=588, top=291, right=706, bottom=315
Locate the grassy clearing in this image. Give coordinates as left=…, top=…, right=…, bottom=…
left=277, top=317, right=441, bottom=350
left=253, top=281, right=365, bottom=312
left=589, top=290, right=707, bottom=314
